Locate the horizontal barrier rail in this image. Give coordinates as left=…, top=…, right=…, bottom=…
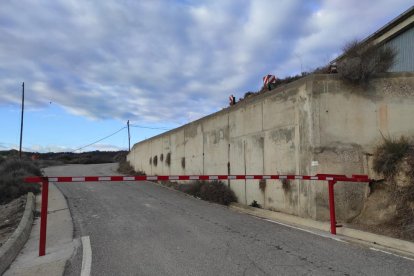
left=25, top=173, right=371, bottom=257
left=25, top=174, right=370, bottom=183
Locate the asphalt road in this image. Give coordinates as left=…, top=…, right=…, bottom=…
left=45, top=163, right=414, bottom=276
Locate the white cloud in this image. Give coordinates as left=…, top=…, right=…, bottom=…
left=0, top=0, right=412, bottom=125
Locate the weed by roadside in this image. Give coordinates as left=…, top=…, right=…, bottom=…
left=250, top=200, right=262, bottom=208
left=0, top=159, right=42, bottom=205
left=373, top=136, right=410, bottom=178
left=161, top=180, right=237, bottom=206
left=117, top=160, right=146, bottom=176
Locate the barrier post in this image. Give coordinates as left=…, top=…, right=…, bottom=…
left=328, top=180, right=337, bottom=235
left=39, top=180, right=49, bottom=256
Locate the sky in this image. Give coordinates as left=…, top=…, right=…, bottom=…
left=0, top=0, right=412, bottom=153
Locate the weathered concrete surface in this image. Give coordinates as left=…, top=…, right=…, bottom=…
left=49, top=163, right=414, bottom=275
left=128, top=73, right=414, bottom=222
left=230, top=202, right=414, bottom=258
left=4, top=180, right=76, bottom=276
left=0, top=193, right=35, bottom=275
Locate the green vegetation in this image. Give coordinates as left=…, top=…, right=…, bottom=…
left=250, top=200, right=262, bottom=208
left=373, top=136, right=411, bottom=178
left=0, top=159, right=42, bottom=204
left=177, top=180, right=237, bottom=206
left=337, top=39, right=396, bottom=85
left=0, top=150, right=127, bottom=165
left=235, top=39, right=397, bottom=105
left=117, top=159, right=146, bottom=176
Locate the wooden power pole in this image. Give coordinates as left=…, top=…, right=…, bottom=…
left=127, top=120, right=131, bottom=151
left=19, top=82, right=25, bottom=159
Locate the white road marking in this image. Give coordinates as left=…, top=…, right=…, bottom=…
left=81, top=236, right=92, bottom=276
left=262, top=218, right=414, bottom=261
left=262, top=218, right=348, bottom=243
left=369, top=247, right=414, bottom=261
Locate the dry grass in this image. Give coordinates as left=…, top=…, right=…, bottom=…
left=117, top=160, right=146, bottom=176
left=338, top=40, right=396, bottom=85
left=160, top=180, right=237, bottom=206
left=0, top=159, right=41, bottom=205
left=373, top=136, right=410, bottom=178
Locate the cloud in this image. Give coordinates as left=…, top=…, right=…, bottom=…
left=0, top=142, right=125, bottom=153
left=278, top=0, right=413, bottom=75
left=0, top=0, right=412, bottom=126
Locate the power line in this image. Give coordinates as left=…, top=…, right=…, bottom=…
left=72, top=127, right=127, bottom=152
left=129, top=124, right=170, bottom=130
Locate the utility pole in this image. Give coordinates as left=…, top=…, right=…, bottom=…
left=19, top=82, right=25, bottom=159
left=127, top=120, right=131, bottom=151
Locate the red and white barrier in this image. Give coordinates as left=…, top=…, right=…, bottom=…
left=25, top=174, right=369, bottom=183
left=25, top=173, right=371, bottom=256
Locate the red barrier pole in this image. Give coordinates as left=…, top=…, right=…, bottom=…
left=39, top=180, right=49, bottom=256
left=328, top=180, right=337, bottom=235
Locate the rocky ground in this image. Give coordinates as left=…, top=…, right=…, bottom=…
left=0, top=195, right=26, bottom=247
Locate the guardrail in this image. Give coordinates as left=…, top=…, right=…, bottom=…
left=25, top=174, right=371, bottom=256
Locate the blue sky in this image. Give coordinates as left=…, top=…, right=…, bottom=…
left=0, top=1, right=412, bottom=152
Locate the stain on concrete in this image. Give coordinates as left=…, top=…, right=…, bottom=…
left=378, top=104, right=388, bottom=132
left=185, top=124, right=199, bottom=138
left=270, top=127, right=295, bottom=143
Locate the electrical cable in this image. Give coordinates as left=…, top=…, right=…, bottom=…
left=72, top=126, right=127, bottom=152
left=129, top=124, right=170, bottom=130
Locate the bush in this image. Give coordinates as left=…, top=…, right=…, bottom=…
left=113, top=152, right=127, bottom=162
left=338, top=39, right=396, bottom=85
left=158, top=180, right=237, bottom=206
left=199, top=181, right=237, bottom=205
left=0, top=159, right=42, bottom=204
left=153, top=155, right=158, bottom=166
left=184, top=180, right=237, bottom=206
left=373, top=136, right=411, bottom=178
left=250, top=200, right=262, bottom=208
left=117, top=160, right=146, bottom=176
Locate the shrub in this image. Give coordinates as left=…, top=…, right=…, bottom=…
left=407, top=150, right=414, bottom=180
left=250, top=200, right=262, bottom=208
left=338, top=39, right=396, bottom=85
left=113, top=152, right=127, bottom=162
left=117, top=160, right=145, bottom=176
left=160, top=153, right=164, bottom=162
left=0, top=158, right=42, bottom=177
left=149, top=157, right=152, bottom=165
left=153, top=155, right=158, bottom=166
left=373, top=136, right=410, bottom=178
left=198, top=180, right=237, bottom=205
left=182, top=181, right=203, bottom=198
left=0, top=159, right=42, bottom=204
left=157, top=179, right=237, bottom=206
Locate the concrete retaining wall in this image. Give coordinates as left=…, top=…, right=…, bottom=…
left=128, top=73, right=414, bottom=221
left=0, top=193, right=35, bottom=275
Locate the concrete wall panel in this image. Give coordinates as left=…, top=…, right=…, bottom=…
left=127, top=73, right=414, bottom=222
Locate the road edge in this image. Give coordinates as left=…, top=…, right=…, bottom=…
left=229, top=202, right=414, bottom=258
left=0, top=192, right=35, bottom=275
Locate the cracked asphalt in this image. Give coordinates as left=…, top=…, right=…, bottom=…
left=46, top=163, right=414, bottom=275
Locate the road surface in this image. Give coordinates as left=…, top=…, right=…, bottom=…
left=45, top=163, right=414, bottom=275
